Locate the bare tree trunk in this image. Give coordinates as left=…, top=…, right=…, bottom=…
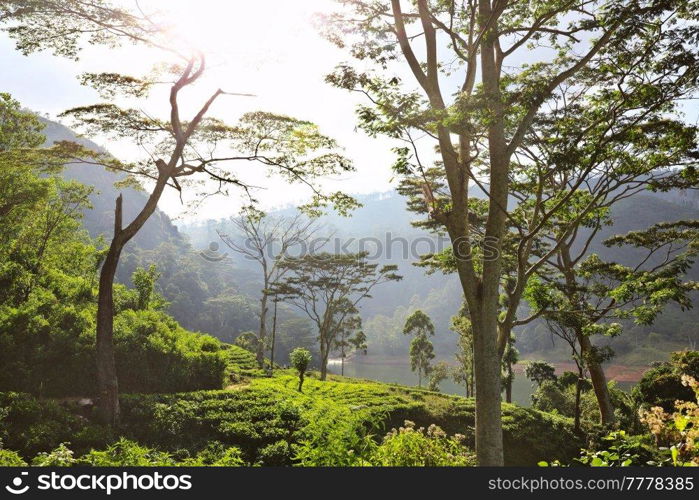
left=96, top=231, right=122, bottom=426
left=465, top=0, right=508, bottom=466
left=95, top=166, right=169, bottom=425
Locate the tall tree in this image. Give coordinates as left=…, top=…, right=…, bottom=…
left=322, top=0, right=699, bottom=464
left=275, top=252, right=401, bottom=380
left=403, top=310, right=436, bottom=387
left=218, top=208, right=322, bottom=368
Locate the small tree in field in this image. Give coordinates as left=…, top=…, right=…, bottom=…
left=290, top=348, right=312, bottom=392
left=403, top=310, right=435, bottom=388
left=427, top=361, right=450, bottom=392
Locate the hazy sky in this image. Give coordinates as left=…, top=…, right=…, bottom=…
left=2, top=1, right=697, bottom=222
left=0, top=0, right=399, bottom=221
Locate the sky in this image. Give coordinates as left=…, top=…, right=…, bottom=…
left=2, top=1, right=697, bottom=222
left=0, top=0, right=399, bottom=221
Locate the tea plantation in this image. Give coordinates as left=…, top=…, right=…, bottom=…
left=0, top=346, right=581, bottom=466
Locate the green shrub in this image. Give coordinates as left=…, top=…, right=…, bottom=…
left=0, top=392, right=87, bottom=458
left=81, top=439, right=177, bottom=466
left=633, top=351, right=699, bottom=411
left=257, top=440, right=293, bottom=466
left=32, top=443, right=77, bottom=466
left=0, top=286, right=230, bottom=397
left=571, top=431, right=657, bottom=466
left=293, top=401, right=379, bottom=466
left=0, top=449, right=27, bottom=466
left=371, top=420, right=476, bottom=466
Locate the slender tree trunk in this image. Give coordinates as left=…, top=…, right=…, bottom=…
left=560, top=245, right=616, bottom=427
left=298, top=371, right=304, bottom=392
left=574, top=367, right=583, bottom=432
left=269, top=298, right=277, bottom=376
left=257, top=291, right=268, bottom=368
left=579, top=333, right=616, bottom=425
left=505, top=365, right=513, bottom=404
left=319, top=340, right=329, bottom=381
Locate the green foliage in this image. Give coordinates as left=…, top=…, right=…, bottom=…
left=633, top=351, right=699, bottom=411
left=32, top=442, right=77, bottom=466
left=0, top=392, right=111, bottom=458
left=290, top=348, right=312, bottom=392
left=81, top=438, right=176, bottom=466
left=114, top=308, right=228, bottom=393
left=276, top=252, right=400, bottom=377
left=131, top=264, right=163, bottom=311
left=293, top=401, right=378, bottom=466
left=404, top=310, right=435, bottom=387
left=427, top=362, right=450, bottom=392
left=371, top=420, right=475, bottom=466
left=575, top=431, right=655, bottom=467
left=525, top=361, right=557, bottom=387
left=0, top=449, right=27, bottom=466
left=1, top=371, right=583, bottom=466
left=532, top=379, right=641, bottom=432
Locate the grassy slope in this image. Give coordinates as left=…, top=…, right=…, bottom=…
left=1, top=346, right=582, bottom=466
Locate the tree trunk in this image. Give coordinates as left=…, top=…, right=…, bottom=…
left=560, top=244, right=616, bottom=427
left=505, top=372, right=512, bottom=404
left=257, top=292, right=268, bottom=368
left=574, top=369, right=583, bottom=432
left=298, top=371, right=304, bottom=392
left=95, top=165, right=169, bottom=426
left=580, top=333, right=616, bottom=426
left=471, top=309, right=504, bottom=465
left=96, top=242, right=121, bottom=426
left=319, top=342, right=329, bottom=381
left=269, top=298, right=277, bottom=376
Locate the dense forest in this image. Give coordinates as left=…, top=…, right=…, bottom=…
left=1, top=0, right=699, bottom=470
